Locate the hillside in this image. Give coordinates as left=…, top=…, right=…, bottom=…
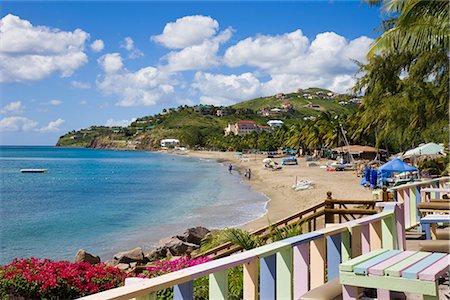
left=56, top=88, right=358, bottom=150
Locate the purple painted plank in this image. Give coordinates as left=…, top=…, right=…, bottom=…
left=368, top=251, right=416, bottom=276
left=343, top=285, right=358, bottom=300
left=361, top=224, right=370, bottom=254
left=418, top=255, right=450, bottom=281
left=293, top=243, right=309, bottom=299
left=395, top=204, right=406, bottom=250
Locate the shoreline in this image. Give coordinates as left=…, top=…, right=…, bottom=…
left=183, top=150, right=374, bottom=231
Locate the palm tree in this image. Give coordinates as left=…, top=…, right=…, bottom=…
left=369, top=0, right=449, bottom=56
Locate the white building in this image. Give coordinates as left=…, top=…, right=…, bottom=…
left=267, top=120, right=284, bottom=128
left=160, top=139, right=180, bottom=147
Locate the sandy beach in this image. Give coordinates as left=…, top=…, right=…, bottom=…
left=185, top=150, right=373, bottom=231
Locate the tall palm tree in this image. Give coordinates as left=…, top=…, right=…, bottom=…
left=369, top=0, right=449, bottom=56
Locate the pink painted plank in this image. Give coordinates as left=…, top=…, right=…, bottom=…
left=418, top=255, right=450, bottom=281
left=361, top=224, right=370, bottom=254
left=368, top=251, right=416, bottom=276
left=293, top=243, right=309, bottom=298
left=395, top=204, right=406, bottom=251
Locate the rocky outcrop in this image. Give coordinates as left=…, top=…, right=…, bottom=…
left=144, top=227, right=210, bottom=262
left=177, top=226, right=210, bottom=245
left=113, top=247, right=145, bottom=264
left=74, top=249, right=100, bottom=265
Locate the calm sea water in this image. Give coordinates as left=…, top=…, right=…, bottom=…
left=0, top=146, right=267, bottom=264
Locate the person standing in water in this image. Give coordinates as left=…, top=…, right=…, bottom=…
left=247, top=168, right=251, bottom=180
left=228, top=164, right=232, bottom=173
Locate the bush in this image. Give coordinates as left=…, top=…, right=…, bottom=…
left=0, top=258, right=127, bottom=299
left=137, top=257, right=211, bottom=299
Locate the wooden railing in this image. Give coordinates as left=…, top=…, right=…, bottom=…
left=389, top=176, right=449, bottom=229
left=195, top=194, right=382, bottom=260
left=80, top=203, right=404, bottom=300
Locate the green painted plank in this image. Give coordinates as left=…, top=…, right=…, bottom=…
left=339, top=271, right=439, bottom=296
left=339, top=249, right=388, bottom=272
left=276, top=247, right=293, bottom=299
left=384, top=252, right=431, bottom=277
left=209, top=270, right=228, bottom=300
left=341, top=230, right=351, bottom=263
left=381, top=216, right=395, bottom=250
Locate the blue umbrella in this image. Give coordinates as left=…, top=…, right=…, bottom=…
left=377, top=158, right=417, bottom=173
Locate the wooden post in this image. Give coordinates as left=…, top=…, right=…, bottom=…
left=293, top=243, right=309, bottom=298
left=276, top=247, right=293, bottom=299
left=327, top=234, right=342, bottom=280
left=260, top=254, right=276, bottom=300
left=209, top=270, right=228, bottom=300
left=369, top=220, right=382, bottom=251
left=382, top=186, right=388, bottom=202
left=243, top=258, right=258, bottom=300
left=325, top=191, right=334, bottom=224
left=310, top=237, right=326, bottom=288
left=174, top=281, right=194, bottom=300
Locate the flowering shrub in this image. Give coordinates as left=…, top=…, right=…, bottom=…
left=138, top=256, right=211, bottom=278
left=138, top=257, right=212, bottom=299
left=0, top=258, right=128, bottom=299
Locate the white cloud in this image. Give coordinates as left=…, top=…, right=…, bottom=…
left=71, top=80, right=91, bottom=89
left=163, top=29, right=231, bottom=72
left=105, top=118, right=136, bottom=127
left=120, top=37, right=143, bottom=59
left=0, top=116, right=38, bottom=132
left=97, top=55, right=174, bottom=107
left=224, top=30, right=309, bottom=69
left=90, top=39, right=104, bottom=52
left=41, top=99, right=63, bottom=106
left=98, top=53, right=123, bottom=73
left=1, top=101, right=25, bottom=114
left=223, top=30, right=373, bottom=93
left=39, top=118, right=65, bottom=132
left=193, top=72, right=263, bottom=106
left=152, top=15, right=219, bottom=49
left=0, top=14, right=89, bottom=82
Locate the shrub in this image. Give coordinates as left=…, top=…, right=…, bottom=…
left=137, top=257, right=211, bottom=279
left=0, top=258, right=127, bottom=299
left=138, top=257, right=211, bottom=299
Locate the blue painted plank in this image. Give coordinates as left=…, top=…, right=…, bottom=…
left=422, top=224, right=431, bottom=240
left=402, top=253, right=447, bottom=279
left=326, top=234, right=341, bottom=280
left=174, top=281, right=193, bottom=300
left=260, top=254, right=276, bottom=300
left=354, top=250, right=401, bottom=275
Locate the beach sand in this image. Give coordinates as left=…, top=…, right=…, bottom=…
left=185, top=150, right=373, bottom=231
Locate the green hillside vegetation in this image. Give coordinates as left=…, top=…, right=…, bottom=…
left=57, top=89, right=357, bottom=150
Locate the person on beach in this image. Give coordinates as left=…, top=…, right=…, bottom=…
left=247, top=168, right=251, bottom=180
left=228, top=164, right=232, bottom=173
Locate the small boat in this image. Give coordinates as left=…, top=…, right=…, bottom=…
left=20, top=169, right=48, bottom=173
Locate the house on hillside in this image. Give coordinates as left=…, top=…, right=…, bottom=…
left=349, top=98, right=363, bottom=105
left=267, top=120, right=284, bottom=128
left=275, top=93, right=287, bottom=100
left=258, top=125, right=272, bottom=132
left=216, top=108, right=235, bottom=117
left=224, top=120, right=259, bottom=136
left=307, top=104, right=321, bottom=110
left=193, top=105, right=215, bottom=115
left=281, top=102, right=293, bottom=111
left=160, top=139, right=180, bottom=147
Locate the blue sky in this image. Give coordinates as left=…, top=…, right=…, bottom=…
left=0, top=1, right=384, bottom=145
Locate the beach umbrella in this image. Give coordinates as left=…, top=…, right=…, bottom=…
left=378, top=158, right=417, bottom=173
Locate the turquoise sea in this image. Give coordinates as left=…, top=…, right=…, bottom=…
left=0, top=146, right=268, bottom=264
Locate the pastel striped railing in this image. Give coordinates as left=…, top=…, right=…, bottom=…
left=389, top=176, right=449, bottom=229
left=80, top=203, right=404, bottom=300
